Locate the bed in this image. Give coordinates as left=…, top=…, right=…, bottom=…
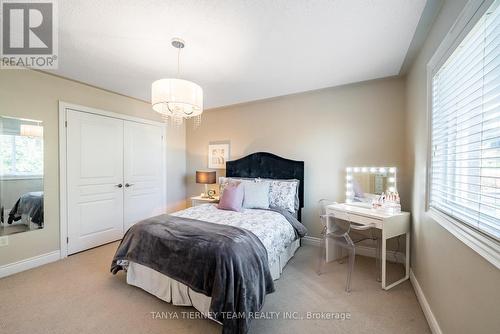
left=111, top=152, right=305, bottom=334
left=7, top=191, right=44, bottom=227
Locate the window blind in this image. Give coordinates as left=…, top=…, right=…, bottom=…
left=430, top=0, right=500, bottom=240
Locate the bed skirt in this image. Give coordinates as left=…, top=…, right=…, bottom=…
left=126, top=239, right=301, bottom=323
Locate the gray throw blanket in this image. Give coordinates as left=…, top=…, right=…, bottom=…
left=111, top=215, right=274, bottom=334
left=267, top=207, right=308, bottom=239
left=8, top=191, right=44, bottom=226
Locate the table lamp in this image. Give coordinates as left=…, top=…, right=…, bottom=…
left=196, top=171, right=216, bottom=198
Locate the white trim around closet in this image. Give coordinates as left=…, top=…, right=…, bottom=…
left=58, top=101, right=167, bottom=258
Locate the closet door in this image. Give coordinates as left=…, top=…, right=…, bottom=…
left=123, top=121, right=165, bottom=231
left=67, top=110, right=125, bottom=254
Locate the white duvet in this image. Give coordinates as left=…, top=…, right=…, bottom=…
left=171, top=204, right=297, bottom=266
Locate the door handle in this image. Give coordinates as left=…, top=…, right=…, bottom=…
left=116, top=184, right=123, bottom=188
left=125, top=183, right=134, bottom=188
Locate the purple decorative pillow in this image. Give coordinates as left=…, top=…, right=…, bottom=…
left=217, top=183, right=244, bottom=212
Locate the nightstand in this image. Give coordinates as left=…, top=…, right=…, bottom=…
left=190, top=196, right=219, bottom=207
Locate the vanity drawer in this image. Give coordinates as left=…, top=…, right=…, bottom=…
left=327, top=208, right=383, bottom=229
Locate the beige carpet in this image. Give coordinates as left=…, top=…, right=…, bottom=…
left=0, top=243, right=430, bottom=334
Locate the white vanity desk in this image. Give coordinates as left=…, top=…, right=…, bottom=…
left=326, top=203, right=410, bottom=290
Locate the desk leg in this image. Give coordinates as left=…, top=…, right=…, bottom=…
left=405, top=232, right=410, bottom=280
left=381, top=234, right=387, bottom=289
left=382, top=232, right=411, bottom=290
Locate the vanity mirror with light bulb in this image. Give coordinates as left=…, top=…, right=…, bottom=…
left=324, top=165, right=410, bottom=290
left=345, top=166, right=400, bottom=211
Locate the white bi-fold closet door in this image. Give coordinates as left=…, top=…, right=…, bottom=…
left=66, top=109, right=165, bottom=255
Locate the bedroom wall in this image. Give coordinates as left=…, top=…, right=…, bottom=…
left=0, top=69, right=186, bottom=266
left=405, top=0, right=500, bottom=333
left=186, top=77, right=408, bottom=237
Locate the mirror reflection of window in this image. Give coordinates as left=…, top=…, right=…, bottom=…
left=353, top=173, right=388, bottom=196
left=346, top=167, right=396, bottom=207
left=0, top=116, right=44, bottom=236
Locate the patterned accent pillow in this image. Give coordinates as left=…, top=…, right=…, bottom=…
left=262, top=179, right=299, bottom=213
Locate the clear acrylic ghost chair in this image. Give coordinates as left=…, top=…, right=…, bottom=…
left=317, top=199, right=381, bottom=292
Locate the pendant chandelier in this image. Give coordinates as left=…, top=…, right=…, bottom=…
left=151, top=38, right=203, bottom=126
left=20, top=123, right=43, bottom=137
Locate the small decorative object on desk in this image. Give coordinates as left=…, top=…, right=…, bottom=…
left=372, top=191, right=401, bottom=214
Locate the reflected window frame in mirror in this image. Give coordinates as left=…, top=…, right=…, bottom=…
left=345, top=166, right=397, bottom=203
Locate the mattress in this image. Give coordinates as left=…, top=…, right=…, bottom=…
left=125, top=204, right=300, bottom=321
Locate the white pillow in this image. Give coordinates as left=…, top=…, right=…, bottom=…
left=243, top=182, right=270, bottom=209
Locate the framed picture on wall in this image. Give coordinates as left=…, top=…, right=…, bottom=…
left=208, top=142, right=230, bottom=169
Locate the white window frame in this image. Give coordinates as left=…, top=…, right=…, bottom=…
left=426, top=0, right=500, bottom=269
left=0, top=133, right=43, bottom=179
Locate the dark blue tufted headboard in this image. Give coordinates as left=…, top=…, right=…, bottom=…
left=226, top=152, right=304, bottom=221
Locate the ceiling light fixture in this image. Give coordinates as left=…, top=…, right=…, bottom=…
left=20, top=123, right=43, bottom=137
left=151, top=38, right=203, bottom=126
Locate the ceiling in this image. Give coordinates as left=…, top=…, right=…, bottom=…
left=49, top=0, right=427, bottom=109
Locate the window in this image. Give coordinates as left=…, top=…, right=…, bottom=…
left=429, top=0, right=500, bottom=240
left=430, top=0, right=500, bottom=241
left=0, top=134, right=43, bottom=177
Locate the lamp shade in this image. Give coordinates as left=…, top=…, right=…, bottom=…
left=152, top=78, right=203, bottom=118
left=196, top=171, right=216, bottom=184
left=20, top=124, right=43, bottom=137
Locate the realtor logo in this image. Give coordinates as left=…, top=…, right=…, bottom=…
left=1, top=0, right=58, bottom=69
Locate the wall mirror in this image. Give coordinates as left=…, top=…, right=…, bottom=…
left=0, top=116, right=44, bottom=236
left=345, top=166, right=397, bottom=207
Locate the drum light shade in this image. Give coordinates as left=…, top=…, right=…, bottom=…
left=152, top=78, right=203, bottom=118
left=20, top=124, right=43, bottom=137
left=196, top=171, right=216, bottom=184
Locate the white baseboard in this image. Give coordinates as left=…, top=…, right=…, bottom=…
left=301, top=236, right=405, bottom=263
left=410, top=269, right=442, bottom=334
left=0, top=250, right=61, bottom=279
left=301, top=236, right=320, bottom=246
